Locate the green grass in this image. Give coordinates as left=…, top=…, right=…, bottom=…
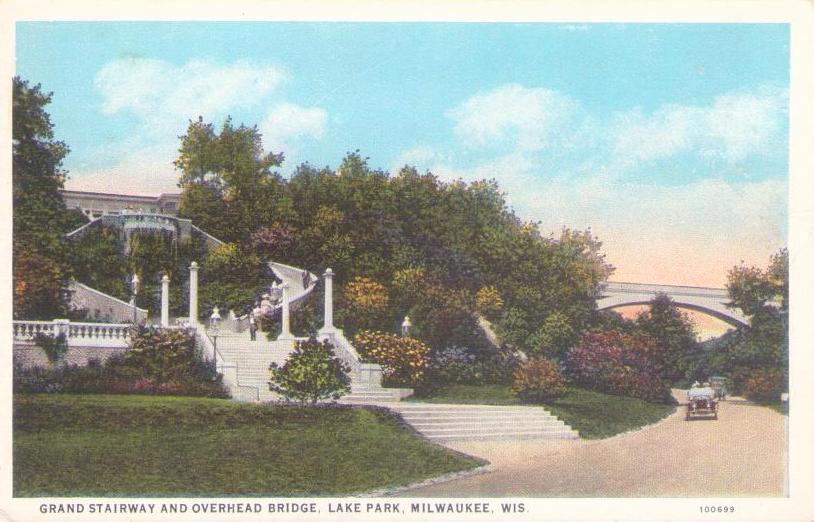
left=765, top=401, right=789, bottom=415
left=409, top=384, right=676, bottom=439
left=13, top=394, right=483, bottom=497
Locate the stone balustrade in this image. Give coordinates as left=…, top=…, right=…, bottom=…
left=14, top=319, right=132, bottom=347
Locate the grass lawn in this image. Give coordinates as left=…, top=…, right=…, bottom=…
left=765, top=401, right=789, bottom=415
left=13, top=394, right=483, bottom=497
left=409, top=384, right=676, bottom=439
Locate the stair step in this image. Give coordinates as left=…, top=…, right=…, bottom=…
left=424, top=430, right=579, bottom=441
left=399, top=416, right=560, bottom=424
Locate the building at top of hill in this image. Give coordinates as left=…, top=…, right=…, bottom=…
left=60, top=189, right=181, bottom=218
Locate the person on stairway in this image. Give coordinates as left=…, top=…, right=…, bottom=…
left=249, top=303, right=259, bottom=341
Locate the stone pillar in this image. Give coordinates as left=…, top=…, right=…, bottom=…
left=53, top=318, right=70, bottom=339
left=161, top=275, right=170, bottom=327
left=278, top=282, right=294, bottom=340
left=189, top=262, right=199, bottom=326
left=319, top=268, right=336, bottom=335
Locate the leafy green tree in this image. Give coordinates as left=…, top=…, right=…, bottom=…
left=726, top=264, right=776, bottom=317
left=175, top=117, right=286, bottom=243
left=636, top=293, right=699, bottom=382
left=269, top=337, right=351, bottom=404
left=767, top=248, right=788, bottom=311
left=199, top=242, right=266, bottom=317
left=13, top=77, right=74, bottom=318
left=708, top=249, right=789, bottom=398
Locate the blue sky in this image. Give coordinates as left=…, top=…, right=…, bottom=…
left=16, top=22, right=789, bottom=295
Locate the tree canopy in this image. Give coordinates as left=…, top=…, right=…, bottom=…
left=174, top=118, right=616, bottom=352
left=12, top=76, right=74, bottom=319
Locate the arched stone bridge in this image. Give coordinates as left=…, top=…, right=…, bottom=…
left=596, top=281, right=748, bottom=327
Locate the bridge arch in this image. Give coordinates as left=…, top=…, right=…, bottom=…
left=596, top=281, right=749, bottom=328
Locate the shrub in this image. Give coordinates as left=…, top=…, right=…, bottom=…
left=269, top=336, right=351, bottom=404
left=353, top=330, right=430, bottom=386
left=426, top=346, right=519, bottom=386
left=512, top=358, right=567, bottom=403
left=742, top=368, right=786, bottom=403
left=567, top=330, right=671, bottom=403
left=527, top=311, right=576, bottom=361
left=33, top=332, right=68, bottom=365
left=13, top=347, right=228, bottom=398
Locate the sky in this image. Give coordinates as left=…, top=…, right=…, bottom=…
left=15, top=23, right=789, bottom=330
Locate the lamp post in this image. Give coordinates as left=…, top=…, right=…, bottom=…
left=401, top=316, right=412, bottom=337
left=210, top=307, right=222, bottom=355
left=131, top=274, right=140, bottom=324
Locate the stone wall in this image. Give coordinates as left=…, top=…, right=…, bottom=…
left=13, top=343, right=129, bottom=369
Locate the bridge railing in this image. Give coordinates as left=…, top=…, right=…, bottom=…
left=601, top=281, right=730, bottom=299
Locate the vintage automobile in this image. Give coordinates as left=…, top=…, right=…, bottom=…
left=686, top=386, right=718, bottom=420
left=709, top=376, right=729, bottom=401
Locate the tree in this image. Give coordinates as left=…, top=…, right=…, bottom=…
left=268, top=337, right=351, bottom=404
left=726, top=264, right=775, bottom=317
left=175, top=117, right=286, bottom=243
left=13, top=77, right=74, bottom=318
left=714, top=249, right=789, bottom=399
left=636, top=293, right=699, bottom=382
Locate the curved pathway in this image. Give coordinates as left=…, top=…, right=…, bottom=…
left=398, top=391, right=787, bottom=497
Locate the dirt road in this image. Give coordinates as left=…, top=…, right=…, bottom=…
left=399, top=392, right=787, bottom=497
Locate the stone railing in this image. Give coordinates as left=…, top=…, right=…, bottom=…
left=13, top=319, right=132, bottom=347
left=69, top=281, right=148, bottom=323
left=231, top=261, right=318, bottom=333
left=193, top=323, right=253, bottom=400
left=318, top=329, right=384, bottom=390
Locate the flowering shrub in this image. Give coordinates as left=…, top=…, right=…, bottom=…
left=475, top=286, right=504, bottom=320
left=251, top=223, right=297, bottom=256
left=567, top=330, right=671, bottom=403
left=353, top=330, right=430, bottom=386
left=742, top=368, right=786, bottom=403
left=426, top=346, right=519, bottom=385
left=512, top=358, right=567, bottom=403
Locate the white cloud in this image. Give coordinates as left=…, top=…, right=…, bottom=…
left=704, top=87, right=787, bottom=162
left=447, top=84, right=578, bottom=152
left=610, top=85, right=787, bottom=165
left=75, top=58, right=328, bottom=193
left=95, top=58, right=287, bottom=131
left=259, top=103, right=327, bottom=154
left=611, top=105, right=700, bottom=165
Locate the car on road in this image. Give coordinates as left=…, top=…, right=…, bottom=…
left=686, top=386, right=718, bottom=420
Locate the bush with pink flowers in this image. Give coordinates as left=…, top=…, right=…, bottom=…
left=567, top=330, right=672, bottom=403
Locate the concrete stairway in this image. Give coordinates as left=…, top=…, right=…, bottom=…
left=214, top=332, right=297, bottom=401
left=384, top=403, right=580, bottom=442
left=214, top=331, right=407, bottom=403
